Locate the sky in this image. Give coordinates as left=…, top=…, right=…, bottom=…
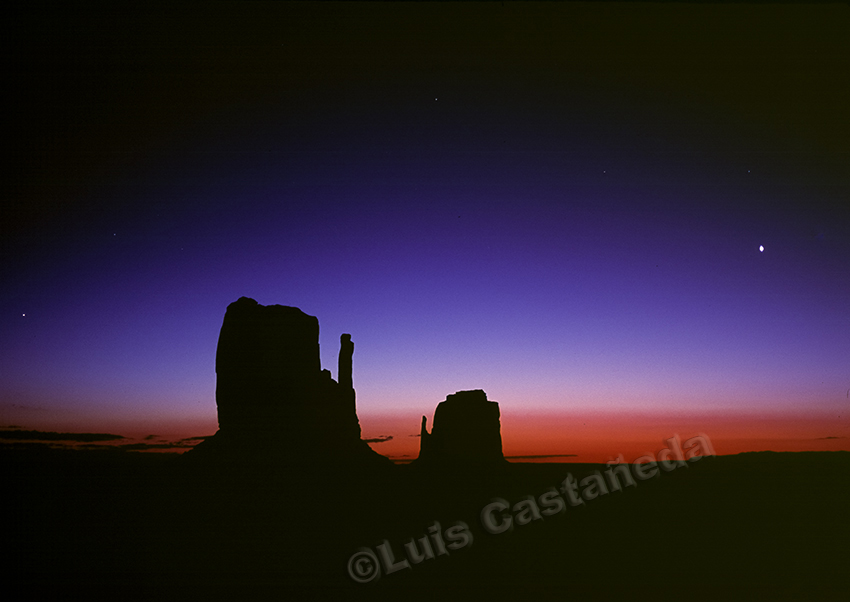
left=2, top=2, right=849, bottom=462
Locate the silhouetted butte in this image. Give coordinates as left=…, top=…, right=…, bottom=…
left=188, top=297, right=390, bottom=468
left=416, top=389, right=507, bottom=467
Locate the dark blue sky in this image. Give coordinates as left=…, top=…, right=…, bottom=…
left=2, top=3, right=848, bottom=455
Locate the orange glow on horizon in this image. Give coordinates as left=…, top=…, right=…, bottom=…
left=360, top=408, right=849, bottom=463
left=4, top=408, right=846, bottom=460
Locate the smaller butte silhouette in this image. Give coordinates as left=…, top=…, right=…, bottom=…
left=188, top=297, right=390, bottom=468
left=415, top=389, right=507, bottom=466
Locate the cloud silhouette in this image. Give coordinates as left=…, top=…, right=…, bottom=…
left=816, top=436, right=846, bottom=440
left=505, top=454, right=578, bottom=460
left=0, top=429, right=125, bottom=442
left=177, top=436, right=210, bottom=443
left=112, top=436, right=212, bottom=451
left=0, top=429, right=215, bottom=453
left=0, top=441, right=54, bottom=451
left=362, top=435, right=393, bottom=444
left=114, top=442, right=187, bottom=451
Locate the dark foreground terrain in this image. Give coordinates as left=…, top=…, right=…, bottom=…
left=4, top=448, right=848, bottom=601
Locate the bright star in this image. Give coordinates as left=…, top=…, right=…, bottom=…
left=759, top=245, right=764, bottom=252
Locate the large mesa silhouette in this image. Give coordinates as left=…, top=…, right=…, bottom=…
left=188, top=297, right=390, bottom=468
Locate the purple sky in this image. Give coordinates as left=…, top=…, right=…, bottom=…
left=2, top=3, right=848, bottom=450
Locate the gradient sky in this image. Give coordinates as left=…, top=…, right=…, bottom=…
left=2, top=3, right=849, bottom=461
